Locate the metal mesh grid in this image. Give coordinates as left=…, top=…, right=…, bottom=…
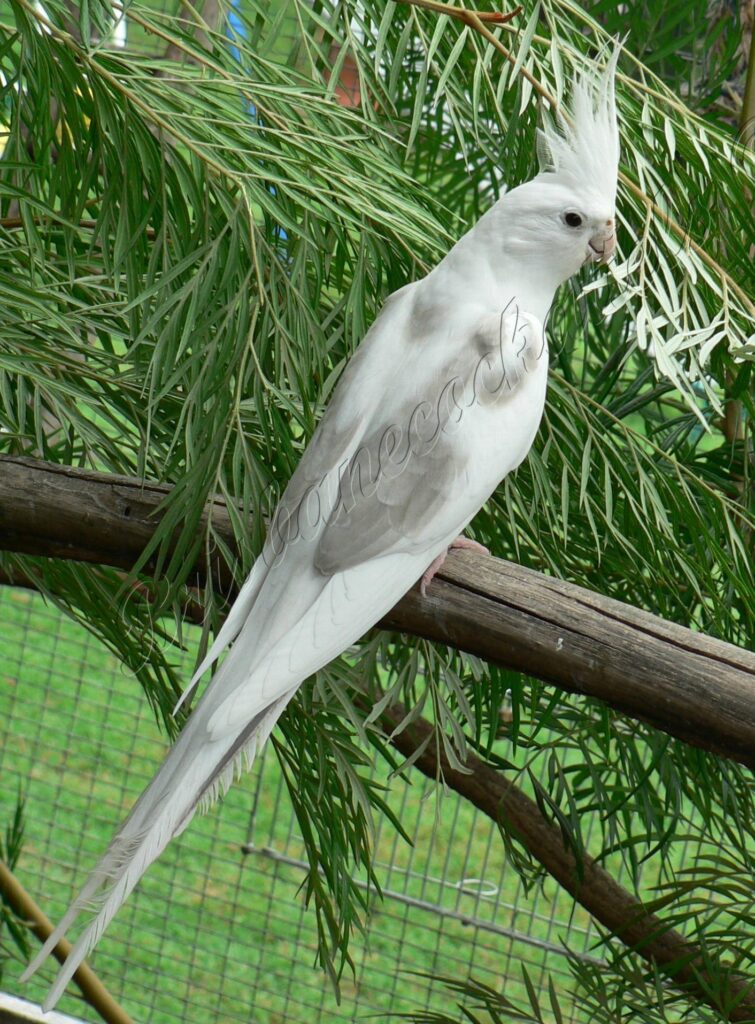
left=0, top=583, right=621, bottom=1023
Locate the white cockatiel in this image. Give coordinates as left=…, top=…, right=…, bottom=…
left=24, top=47, right=620, bottom=1008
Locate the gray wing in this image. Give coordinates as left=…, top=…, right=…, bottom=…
left=263, top=284, right=415, bottom=555
left=313, top=408, right=464, bottom=574
left=313, top=306, right=543, bottom=575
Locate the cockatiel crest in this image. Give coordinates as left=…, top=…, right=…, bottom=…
left=536, top=47, right=621, bottom=210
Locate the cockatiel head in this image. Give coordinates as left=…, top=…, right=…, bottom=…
left=504, top=46, right=621, bottom=288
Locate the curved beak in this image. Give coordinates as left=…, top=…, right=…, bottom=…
left=586, top=230, right=616, bottom=264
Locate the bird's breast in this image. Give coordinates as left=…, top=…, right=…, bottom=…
left=450, top=337, right=549, bottom=499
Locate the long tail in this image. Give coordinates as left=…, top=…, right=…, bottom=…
left=23, top=542, right=434, bottom=1008
left=21, top=667, right=297, bottom=1011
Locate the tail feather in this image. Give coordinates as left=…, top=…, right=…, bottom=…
left=23, top=680, right=297, bottom=1009
left=173, top=558, right=270, bottom=717
left=24, top=547, right=429, bottom=1008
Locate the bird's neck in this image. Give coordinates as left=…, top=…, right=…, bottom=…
left=434, top=195, right=562, bottom=323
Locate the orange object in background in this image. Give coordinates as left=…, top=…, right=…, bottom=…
left=326, top=43, right=361, bottom=108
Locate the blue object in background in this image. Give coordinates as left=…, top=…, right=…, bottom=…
left=226, top=0, right=256, bottom=115
left=225, top=0, right=288, bottom=248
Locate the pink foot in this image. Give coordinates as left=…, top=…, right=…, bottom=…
left=419, top=536, right=490, bottom=596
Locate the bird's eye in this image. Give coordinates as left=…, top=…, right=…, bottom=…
left=564, top=211, right=583, bottom=228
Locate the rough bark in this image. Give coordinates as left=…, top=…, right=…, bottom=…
left=383, top=560, right=755, bottom=770
left=1, top=453, right=754, bottom=770
left=0, top=455, right=238, bottom=592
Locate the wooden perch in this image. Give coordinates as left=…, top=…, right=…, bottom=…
left=0, top=454, right=753, bottom=769
left=383, top=559, right=755, bottom=770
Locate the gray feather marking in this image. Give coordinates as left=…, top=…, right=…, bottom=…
left=314, top=310, right=535, bottom=575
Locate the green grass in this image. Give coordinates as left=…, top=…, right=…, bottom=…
left=0, top=584, right=604, bottom=1024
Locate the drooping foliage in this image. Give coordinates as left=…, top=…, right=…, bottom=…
left=0, top=0, right=752, bottom=1016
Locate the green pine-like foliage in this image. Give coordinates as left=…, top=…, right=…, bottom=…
left=0, top=0, right=752, bottom=1017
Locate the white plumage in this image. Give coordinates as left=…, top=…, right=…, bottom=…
left=23, top=45, right=621, bottom=1009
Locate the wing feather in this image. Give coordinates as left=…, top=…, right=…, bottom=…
left=314, top=307, right=545, bottom=574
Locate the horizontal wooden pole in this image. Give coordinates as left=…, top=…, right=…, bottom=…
left=1, top=454, right=753, bottom=769
left=0, top=455, right=238, bottom=592
left=382, top=559, right=755, bottom=769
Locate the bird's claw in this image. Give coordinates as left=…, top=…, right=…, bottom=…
left=420, top=536, right=490, bottom=596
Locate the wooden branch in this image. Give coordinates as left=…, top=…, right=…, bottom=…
left=0, top=455, right=238, bottom=593
left=398, top=0, right=522, bottom=29
left=1, top=454, right=754, bottom=769
left=377, top=700, right=755, bottom=1022
left=0, top=860, right=135, bottom=1024
left=383, top=560, right=755, bottom=770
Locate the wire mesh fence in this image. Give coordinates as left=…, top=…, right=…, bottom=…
left=0, top=582, right=620, bottom=1024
